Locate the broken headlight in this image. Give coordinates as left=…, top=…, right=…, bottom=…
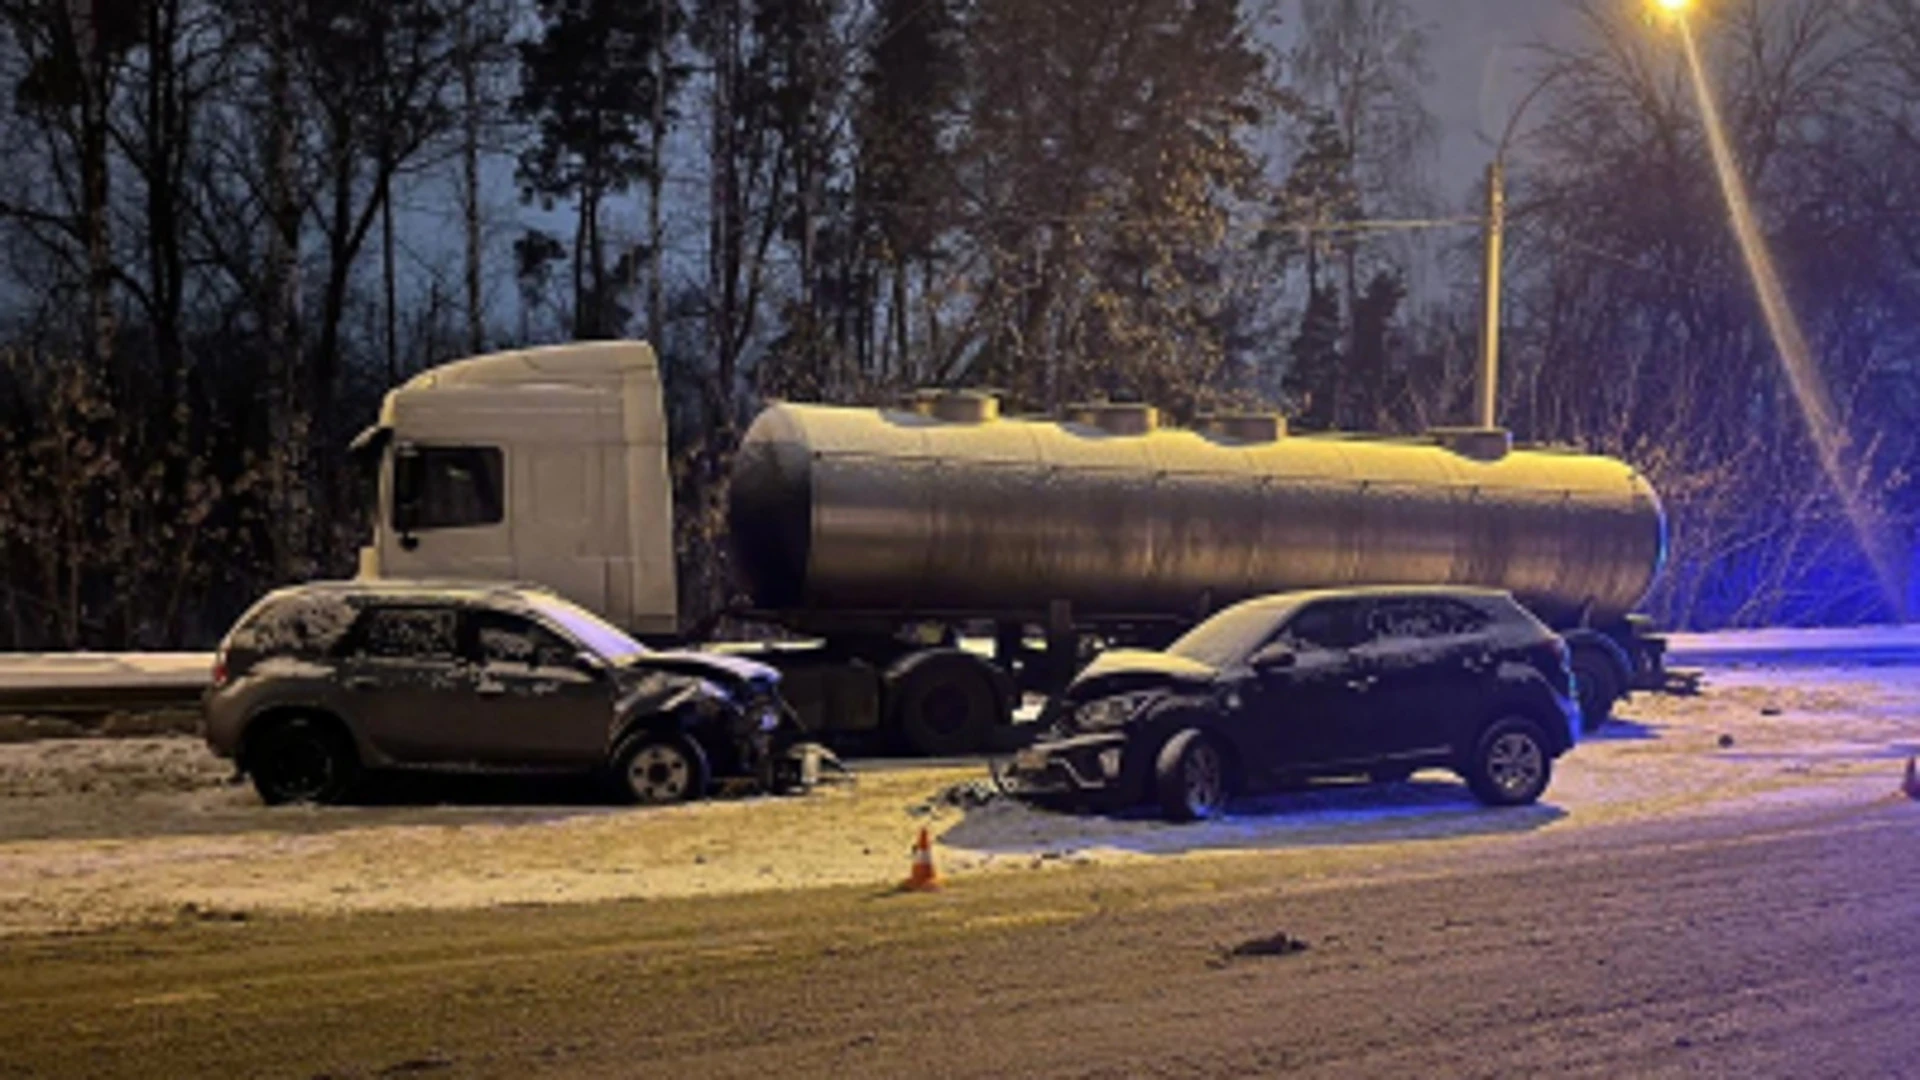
left=1075, top=691, right=1160, bottom=730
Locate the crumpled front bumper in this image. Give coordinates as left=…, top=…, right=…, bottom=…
left=995, top=731, right=1131, bottom=799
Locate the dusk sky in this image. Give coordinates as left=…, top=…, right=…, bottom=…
left=1428, top=0, right=1588, bottom=200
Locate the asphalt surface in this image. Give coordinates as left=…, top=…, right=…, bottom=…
left=2, top=789, right=1914, bottom=1078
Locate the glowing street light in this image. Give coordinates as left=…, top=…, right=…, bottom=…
left=1653, top=0, right=1909, bottom=618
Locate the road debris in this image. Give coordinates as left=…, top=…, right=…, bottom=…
left=1212, top=930, right=1310, bottom=967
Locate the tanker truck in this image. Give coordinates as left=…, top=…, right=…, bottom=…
left=350, top=340, right=1679, bottom=755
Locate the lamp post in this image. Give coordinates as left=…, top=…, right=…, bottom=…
left=1476, top=71, right=1566, bottom=431
left=1476, top=161, right=1506, bottom=430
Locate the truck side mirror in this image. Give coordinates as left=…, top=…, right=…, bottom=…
left=391, top=443, right=422, bottom=544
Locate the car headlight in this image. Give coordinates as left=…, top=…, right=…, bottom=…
left=1075, top=691, right=1160, bottom=730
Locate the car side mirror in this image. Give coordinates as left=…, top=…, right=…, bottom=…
left=1251, top=644, right=1297, bottom=672
left=572, top=651, right=608, bottom=678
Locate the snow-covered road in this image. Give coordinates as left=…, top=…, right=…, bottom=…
left=0, top=660, right=1914, bottom=936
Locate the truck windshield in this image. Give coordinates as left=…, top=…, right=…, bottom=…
left=531, top=596, right=649, bottom=663
left=1166, top=598, right=1297, bottom=669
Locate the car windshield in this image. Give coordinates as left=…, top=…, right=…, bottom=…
left=529, top=595, right=649, bottom=664
left=1166, top=598, right=1298, bottom=669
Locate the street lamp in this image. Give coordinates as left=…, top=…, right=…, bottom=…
left=1472, top=0, right=1695, bottom=432
left=1650, top=0, right=1909, bottom=618
left=1475, top=71, right=1565, bottom=431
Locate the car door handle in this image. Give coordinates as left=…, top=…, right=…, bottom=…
left=344, top=676, right=379, bottom=692
left=476, top=681, right=506, bottom=697
left=1346, top=676, right=1378, bottom=692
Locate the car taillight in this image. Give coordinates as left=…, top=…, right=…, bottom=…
left=211, top=651, right=229, bottom=689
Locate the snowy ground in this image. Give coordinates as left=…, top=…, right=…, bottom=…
left=0, top=662, right=1915, bottom=937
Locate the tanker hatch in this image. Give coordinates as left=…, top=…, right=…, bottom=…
left=1067, top=403, right=1159, bottom=436
left=1429, top=427, right=1514, bottom=462
left=1197, top=414, right=1286, bottom=443
left=898, top=389, right=1000, bottom=424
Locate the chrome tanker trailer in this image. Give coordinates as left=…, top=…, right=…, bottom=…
left=357, top=341, right=1675, bottom=755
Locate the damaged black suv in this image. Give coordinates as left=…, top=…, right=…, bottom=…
left=204, top=581, right=803, bottom=805
left=999, top=587, right=1580, bottom=822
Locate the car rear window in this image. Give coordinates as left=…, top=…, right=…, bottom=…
left=226, top=592, right=358, bottom=658
left=1366, top=598, right=1491, bottom=640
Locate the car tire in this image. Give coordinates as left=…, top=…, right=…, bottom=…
left=1155, top=729, right=1230, bottom=823
left=613, top=733, right=710, bottom=805
left=890, top=655, right=1000, bottom=757
left=1572, top=651, right=1620, bottom=733
left=1464, top=717, right=1553, bottom=807
left=247, top=714, right=359, bottom=806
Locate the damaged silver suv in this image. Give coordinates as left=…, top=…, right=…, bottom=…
left=204, top=581, right=800, bottom=806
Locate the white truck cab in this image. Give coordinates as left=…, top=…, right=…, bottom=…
left=351, top=341, right=679, bottom=636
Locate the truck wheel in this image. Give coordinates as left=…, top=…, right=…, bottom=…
left=1572, top=651, right=1620, bottom=733
left=1464, top=717, right=1553, bottom=807
left=613, top=734, right=710, bottom=805
left=1155, top=729, right=1230, bottom=822
left=247, top=714, right=359, bottom=806
left=890, top=656, right=1000, bottom=756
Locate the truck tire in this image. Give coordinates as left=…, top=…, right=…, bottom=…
left=889, top=654, right=1000, bottom=757
left=1571, top=648, right=1621, bottom=733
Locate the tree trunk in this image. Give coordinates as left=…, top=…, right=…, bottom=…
left=892, top=263, right=909, bottom=383
left=571, top=189, right=589, bottom=339
left=708, top=0, right=738, bottom=430
left=647, top=0, right=668, bottom=346
left=72, top=1, right=113, bottom=371
left=460, top=1, right=485, bottom=356
left=382, top=169, right=397, bottom=382
left=264, top=0, right=306, bottom=582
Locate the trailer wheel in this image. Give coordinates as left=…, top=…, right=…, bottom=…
left=1571, top=649, right=1621, bottom=733
left=890, top=654, right=1000, bottom=756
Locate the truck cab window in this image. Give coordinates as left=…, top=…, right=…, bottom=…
left=395, top=446, right=504, bottom=531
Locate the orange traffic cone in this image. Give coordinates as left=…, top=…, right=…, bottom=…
left=900, top=827, right=942, bottom=892
left=1903, top=756, right=1920, bottom=802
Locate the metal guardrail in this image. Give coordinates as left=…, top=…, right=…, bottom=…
left=0, top=653, right=211, bottom=716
